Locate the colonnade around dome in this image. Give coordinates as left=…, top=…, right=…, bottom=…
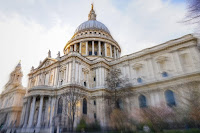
left=64, top=40, right=120, bottom=59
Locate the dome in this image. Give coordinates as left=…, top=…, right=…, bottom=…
left=63, top=4, right=121, bottom=57
left=75, top=20, right=110, bottom=34
left=74, top=4, right=110, bottom=35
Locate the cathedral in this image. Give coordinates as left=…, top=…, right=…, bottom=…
left=0, top=4, right=200, bottom=133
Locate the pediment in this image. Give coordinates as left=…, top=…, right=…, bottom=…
left=37, top=58, right=57, bottom=69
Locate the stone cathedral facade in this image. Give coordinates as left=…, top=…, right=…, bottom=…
left=1, top=5, right=200, bottom=133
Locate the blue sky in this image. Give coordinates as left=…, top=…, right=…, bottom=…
left=0, top=0, right=195, bottom=91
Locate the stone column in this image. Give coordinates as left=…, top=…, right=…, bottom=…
left=23, top=98, right=31, bottom=128
left=110, top=44, right=112, bottom=57
left=92, top=41, right=94, bottom=55
left=116, top=49, right=119, bottom=58
left=79, top=42, right=82, bottom=54
left=86, top=41, right=88, bottom=55
left=46, top=97, right=52, bottom=127
left=114, top=47, right=116, bottom=59
left=104, top=43, right=107, bottom=57
left=74, top=44, right=77, bottom=52
left=49, top=97, right=56, bottom=126
left=98, top=41, right=101, bottom=56
left=36, top=96, right=44, bottom=127
left=28, top=96, right=36, bottom=128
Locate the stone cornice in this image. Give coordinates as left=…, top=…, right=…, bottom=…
left=110, top=34, right=197, bottom=66
left=26, top=83, right=111, bottom=98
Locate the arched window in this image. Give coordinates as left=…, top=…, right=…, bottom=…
left=116, top=99, right=123, bottom=110
left=57, top=98, right=63, bottom=114
left=139, top=95, right=147, bottom=108
left=83, top=98, right=87, bottom=114
left=165, top=90, right=176, bottom=107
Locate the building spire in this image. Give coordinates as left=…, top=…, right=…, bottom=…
left=88, top=3, right=96, bottom=20
left=16, top=60, right=21, bottom=68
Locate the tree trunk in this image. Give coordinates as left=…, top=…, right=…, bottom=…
left=72, top=113, right=75, bottom=132
left=115, top=89, right=117, bottom=108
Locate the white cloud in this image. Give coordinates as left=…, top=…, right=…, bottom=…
left=0, top=0, right=195, bottom=92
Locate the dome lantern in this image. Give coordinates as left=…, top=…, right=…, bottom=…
left=88, top=3, right=96, bottom=20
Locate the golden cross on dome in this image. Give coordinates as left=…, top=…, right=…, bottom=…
left=91, top=3, right=94, bottom=10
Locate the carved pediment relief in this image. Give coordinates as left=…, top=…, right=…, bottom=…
left=156, top=56, right=167, bottom=63
left=132, top=63, right=143, bottom=69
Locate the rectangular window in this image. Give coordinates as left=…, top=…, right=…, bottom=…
left=84, top=81, right=87, bottom=87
